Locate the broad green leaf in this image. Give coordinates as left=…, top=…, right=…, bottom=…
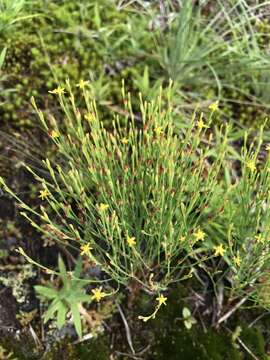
left=56, top=302, right=68, bottom=329
left=58, top=256, right=68, bottom=288
left=70, top=302, right=82, bottom=338
left=35, top=285, right=58, bottom=299
left=43, top=298, right=60, bottom=323
left=73, top=257, right=83, bottom=279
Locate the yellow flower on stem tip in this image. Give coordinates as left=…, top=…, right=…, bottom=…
left=233, top=255, right=241, bottom=267
left=85, top=113, right=95, bottom=122
left=213, top=244, right=226, bottom=257
left=98, top=203, right=109, bottom=212
left=156, top=294, right=167, bottom=306
left=121, top=137, right=129, bottom=144
left=246, top=159, right=256, bottom=172
left=209, top=101, right=219, bottom=112
left=127, top=235, right=136, bottom=247
left=255, top=234, right=263, bottom=243
left=39, top=189, right=50, bottom=200
left=50, top=130, right=59, bottom=139
left=76, top=79, right=89, bottom=89
left=48, top=86, right=65, bottom=95
left=154, top=126, right=163, bottom=135
left=91, top=287, right=106, bottom=302
left=197, top=113, right=209, bottom=131
left=193, top=228, right=206, bottom=242
left=80, top=243, right=93, bottom=256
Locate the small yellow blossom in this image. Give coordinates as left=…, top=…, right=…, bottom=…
left=85, top=113, right=95, bottom=122
left=209, top=101, right=219, bottom=112
left=50, top=130, right=59, bottom=139
left=76, top=79, right=89, bottom=89
left=127, top=235, right=136, bottom=247
left=255, top=234, right=263, bottom=243
left=197, top=113, right=209, bottom=131
left=246, top=159, right=256, bottom=172
left=266, top=144, right=270, bottom=152
left=156, top=294, right=167, bottom=306
left=233, top=255, right=241, bottom=267
left=180, top=235, right=186, bottom=242
left=154, top=126, right=163, bottom=135
left=193, top=228, right=206, bottom=242
left=91, top=287, right=106, bottom=302
left=213, top=244, right=226, bottom=257
left=48, top=86, right=65, bottom=95
left=80, top=243, right=93, bottom=256
left=121, top=137, right=129, bottom=144
left=98, top=203, right=109, bottom=212
left=39, top=189, right=50, bottom=200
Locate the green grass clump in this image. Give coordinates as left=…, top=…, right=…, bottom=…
left=2, top=84, right=270, bottom=326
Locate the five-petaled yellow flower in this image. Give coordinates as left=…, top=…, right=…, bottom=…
left=127, top=235, right=136, bottom=247
left=76, top=79, right=89, bottom=89
left=255, top=234, right=263, bottom=243
left=197, top=114, right=209, bottom=131
left=121, top=137, right=129, bottom=144
left=194, top=228, right=206, bottom=242
left=213, top=244, right=226, bottom=257
left=39, top=189, right=50, bottom=200
left=48, top=86, right=65, bottom=95
left=233, top=255, right=241, bottom=267
left=80, top=243, right=93, bottom=256
left=98, top=203, right=109, bottom=212
left=154, top=126, right=163, bottom=135
left=156, top=294, right=167, bottom=306
left=246, top=159, right=256, bottom=172
left=209, top=101, right=219, bottom=112
left=91, top=287, right=106, bottom=302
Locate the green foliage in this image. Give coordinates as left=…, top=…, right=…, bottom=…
left=35, top=256, right=89, bottom=338
left=154, top=0, right=270, bottom=102
left=0, top=0, right=37, bottom=34
left=3, top=85, right=270, bottom=315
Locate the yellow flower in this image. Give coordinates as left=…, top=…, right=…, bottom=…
left=91, top=287, right=106, bottom=302
left=213, top=244, right=226, bottom=257
left=154, top=126, right=163, bottom=135
left=194, top=228, right=206, bottom=242
left=209, top=101, right=219, bottom=112
left=246, top=159, right=256, bottom=172
left=76, top=79, right=89, bottom=89
left=48, top=86, right=65, bottom=95
left=50, top=130, right=59, bottom=139
left=127, top=235, right=136, bottom=247
left=197, top=113, right=209, bottom=131
left=39, top=189, right=50, bottom=200
left=80, top=243, right=93, bottom=256
left=180, top=235, right=186, bottom=242
left=233, top=255, right=241, bottom=267
left=156, top=294, right=167, bottom=306
left=121, top=137, right=129, bottom=144
left=85, top=113, right=95, bottom=122
left=98, top=203, right=109, bottom=212
left=255, top=234, right=263, bottom=243
left=266, top=144, right=270, bottom=152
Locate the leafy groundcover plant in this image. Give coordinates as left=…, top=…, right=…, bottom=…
left=2, top=81, right=270, bottom=335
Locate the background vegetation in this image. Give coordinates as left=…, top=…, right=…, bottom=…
left=1, top=0, right=270, bottom=359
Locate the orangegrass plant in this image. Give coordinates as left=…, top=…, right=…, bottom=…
left=0, top=82, right=227, bottom=292
left=2, top=82, right=270, bottom=320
